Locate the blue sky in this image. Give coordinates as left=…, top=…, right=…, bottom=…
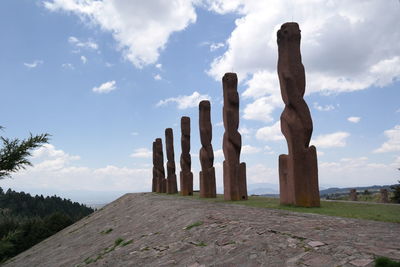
left=1, top=0, right=399, bottom=204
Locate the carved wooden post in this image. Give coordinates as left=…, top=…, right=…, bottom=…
left=350, top=189, right=358, bottom=201
left=152, top=141, right=157, bottom=192
left=155, top=138, right=166, bottom=193
left=380, top=189, right=389, bottom=203
left=222, top=73, right=247, bottom=201
left=165, top=128, right=178, bottom=194
left=199, top=100, right=216, bottom=198
left=180, top=116, right=193, bottom=196
left=277, top=22, right=320, bottom=207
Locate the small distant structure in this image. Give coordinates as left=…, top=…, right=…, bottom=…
left=350, top=189, right=358, bottom=201
left=380, top=189, right=389, bottom=203
left=199, top=100, right=216, bottom=198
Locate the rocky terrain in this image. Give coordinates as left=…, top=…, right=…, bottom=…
left=4, top=193, right=400, bottom=267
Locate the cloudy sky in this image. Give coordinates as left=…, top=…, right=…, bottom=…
left=1, top=0, right=399, bottom=204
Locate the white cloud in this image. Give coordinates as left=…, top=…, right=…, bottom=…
left=46, top=1, right=197, bottom=68
left=154, top=74, right=162, bottom=80
left=311, top=132, right=350, bottom=148
left=131, top=132, right=139, bottom=136
left=1, top=144, right=152, bottom=200
left=155, top=63, right=162, bottom=69
left=80, top=55, right=87, bottom=64
left=374, top=125, right=400, bottom=153
left=319, top=156, right=399, bottom=187
left=264, top=145, right=274, bottom=154
left=24, top=60, right=43, bottom=68
left=156, top=91, right=211, bottom=109
left=210, top=42, right=225, bottom=51
left=130, top=148, right=152, bottom=158
left=313, top=102, right=335, bottom=111
left=92, top=80, right=117, bottom=94
left=241, top=71, right=282, bottom=123
left=238, top=126, right=252, bottom=136
left=61, top=63, right=74, bottom=69
left=242, top=70, right=279, bottom=99
left=241, top=145, right=261, bottom=154
left=68, top=36, right=98, bottom=50
left=370, top=56, right=400, bottom=87
left=204, top=0, right=244, bottom=14
left=243, top=95, right=282, bottom=122
left=255, top=121, right=284, bottom=142
left=246, top=163, right=278, bottom=184
left=347, top=116, right=361, bottom=123
left=206, top=0, right=400, bottom=120
left=214, top=149, right=224, bottom=158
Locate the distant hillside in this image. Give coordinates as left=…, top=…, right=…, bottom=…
left=0, top=187, right=94, bottom=263
left=319, top=184, right=394, bottom=196
left=253, top=184, right=397, bottom=198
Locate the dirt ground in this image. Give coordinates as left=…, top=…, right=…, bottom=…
left=4, top=193, right=400, bottom=267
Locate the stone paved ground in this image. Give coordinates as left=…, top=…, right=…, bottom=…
left=5, top=193, right=400, bottom=267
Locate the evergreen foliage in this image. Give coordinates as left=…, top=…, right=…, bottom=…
left=0, top=126, right=50, bottom=179
left=0, top=187, right=94, bottom=263
left=391, top=179, right=400, bottom=204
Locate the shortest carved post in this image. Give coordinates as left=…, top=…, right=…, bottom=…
left=165, top=128, right=178, bottom=194
left=350, top=189, right=358, bottom=201
left=199, top=100, right=216, bottom=198
left=155, top=138, right=166, bottom=193
left=380, top=189, right=389, bottom=203
left=180, top=116, right=193, bottom=196
left=152, top=141, right=157, bottom=192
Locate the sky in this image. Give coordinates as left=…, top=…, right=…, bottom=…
left=1, top=0, right=399, bottom=204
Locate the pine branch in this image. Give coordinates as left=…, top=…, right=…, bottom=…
left=0, top=133, right=50, bottom=179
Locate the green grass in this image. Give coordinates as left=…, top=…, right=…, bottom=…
left=114, top=238, right=124, bottom=246
left=375, top=256, right=400, bottom=267
left=184, top=221, right=203, bottom=230
left=100, top=228, right=113, bottom=235
left=189, top=241, right=207, bottom=247
left=165, top=193, right=400, bottom=223
left=80, top=237, right=133, bottom=265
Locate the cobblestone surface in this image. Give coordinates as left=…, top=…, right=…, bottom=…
left=5, top=193, right=400, bottom=267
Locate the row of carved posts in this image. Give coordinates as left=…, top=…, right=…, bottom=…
left=151, top=22, right=322, bottom=207
left=152, top=73, right=248, bottom=200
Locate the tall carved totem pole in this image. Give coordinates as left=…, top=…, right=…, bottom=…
left=277, top=22, right=320, bottom=207
left=199, top=100, right=216, bottom=198
left=222, top=73, right=248, bottom=201
left=180, top=116, right=193, bottom=196
left=165, top=128, right=178, bottom=194
left=154, top=138, right=166, bottom=193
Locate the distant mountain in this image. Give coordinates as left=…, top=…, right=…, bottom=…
left=247, top=183, right=279, bottom=195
